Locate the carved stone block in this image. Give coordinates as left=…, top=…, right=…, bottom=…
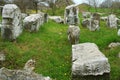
left=64, top=4, right=79, bottom=25
left=107, top=14, right=117, bottom=28
left=72, top=43, right=110, bottom=80
left=1, top=4, right=22, bottom=41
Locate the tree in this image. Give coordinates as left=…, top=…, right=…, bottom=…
left=85, top=0, right=102, bottom=12
left=32, top=0, right=39, bottom=13
left=85, top=0, right=92, bottom=11
left=111, top=0, right=120, bottom=13
left=0, top=0, right=5, bottom=6
left=91, top=0, right=102, bottom=12
left=13, top=0, right=30, bottom=13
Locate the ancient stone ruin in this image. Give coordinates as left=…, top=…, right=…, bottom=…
left=107, top=14, right=117, bottom=28
left=24, top=59, right=36, bottom=74
left=23, top=13, right=43, bottom=32
left=108, top=42, right=120, bottom=48
left=82, top=13, right=100, bottom=31
left=0, top=59, right=51, bottom=80
left=67, top=25, right=80, bottom=44
left=72, top=43, right=110, bottom=80
left=82, top=19, right=100, bottom=31
left=49, top=16, right=64, bottom=24
left=1, top=4, right=22, bottom=41
left=82, top=12, right=91, bottom=18
left=64, top=4, right=79, bottom=25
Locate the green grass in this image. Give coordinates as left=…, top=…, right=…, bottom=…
left=0, top=17, right=120, bottom=80
left=0, top=20, right=71, bottom=80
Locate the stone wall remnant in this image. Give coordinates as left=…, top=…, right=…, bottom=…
left=108, top=42, right=120, bottom=48
left=23, top=12, right=48, bottom=32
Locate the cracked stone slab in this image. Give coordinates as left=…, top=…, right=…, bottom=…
left=72, top=43, right=110, bottom=80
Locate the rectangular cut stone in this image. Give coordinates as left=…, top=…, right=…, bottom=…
left=107, top=14, right=117, bottom=28
left=23, top=12, right=47, bottom=32
left=72, top=43, right=110, bottom=80
left=1, top=4, right=22, bottom=41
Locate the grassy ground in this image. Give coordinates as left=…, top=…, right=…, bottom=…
left=0, top=17, right=120, bottom=80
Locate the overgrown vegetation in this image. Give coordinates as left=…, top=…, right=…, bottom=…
left=0, top=2, right=120, bottom=80
left=0, top=17, right=120, bottom=80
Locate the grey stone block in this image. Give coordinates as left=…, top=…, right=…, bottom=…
left=72, top=43, right=110, bottom=80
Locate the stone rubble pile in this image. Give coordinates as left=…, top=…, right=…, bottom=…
left=108, top=42, right=120, bottom=48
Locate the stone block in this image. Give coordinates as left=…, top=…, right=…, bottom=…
left=23, top=13, right=43, bottom=32
left=72, top=43, right=110, bottom=80
left=64, top=4, right=79, bottom=25
left=1, top=4, right=22, bottom=41
left=67, top=25, right=80, bottom=44
left=107, top=14, right=117, bottom=28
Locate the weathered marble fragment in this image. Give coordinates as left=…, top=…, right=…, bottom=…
left=23, top=14, right=43, bottom=32
left=107, top=14, right=117, bottom=28
left=64, top=4, right=79, bottom=25
left=67, top=25, right=80, bottom=44
left=108, top=42, right=120, bottom=48
left=49, top=16, right=64, bottom=24
left=72, top=43, right=110, bottom=80
left=0, top=59, right=51, bottom=80
left=1, top=4, right=22, bottom=41
left=82, top=18, right=100, bottom=31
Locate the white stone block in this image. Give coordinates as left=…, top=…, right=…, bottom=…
left=23, top=13, right=43, bottom=32
left=64, top=4, right=79, bottom=25
left=1, top=4, right=22, bottom=41
left=107, top=14, right=117, bottom=28
left=72, top=43, right=110, bottom=80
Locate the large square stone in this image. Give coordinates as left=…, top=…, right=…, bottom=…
left=72, top=43, right=110, bottom=80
